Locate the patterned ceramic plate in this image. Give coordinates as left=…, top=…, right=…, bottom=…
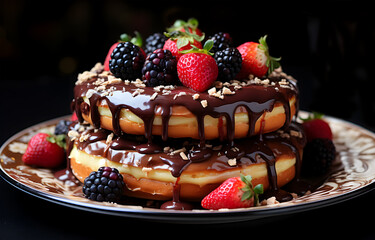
left=1, top=112, right=375, bottom=223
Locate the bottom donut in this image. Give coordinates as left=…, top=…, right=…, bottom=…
left=67, top=122, right=306, bottom=202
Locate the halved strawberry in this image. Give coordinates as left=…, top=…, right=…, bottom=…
left=201, top=174, right=263, bottom=210
left=237, top=35, right=281, bottom=79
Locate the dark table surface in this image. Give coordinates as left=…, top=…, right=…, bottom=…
left=1, top=76, right=375, bottom=239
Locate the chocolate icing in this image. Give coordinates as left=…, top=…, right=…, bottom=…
left=72, top=72, right=299, bottom=147
left=71, top=121, right=307, bottom=202
left=70, top=69, right=306, bottom=207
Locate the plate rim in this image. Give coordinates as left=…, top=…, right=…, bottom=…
left=1, top=112, right=375, bottom=223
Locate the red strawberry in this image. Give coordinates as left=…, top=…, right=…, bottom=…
left=301, top=112, right=333, bottom=142
left=71, top=111, right=78, bottom=121
left=201, top=174, right=263, bottom=210
left=103, top=32, right=144, bottom=71
left=22, top=133, right=66, bottom=168
left=104, top=42, right=120, bottom=71
left=177, top=40, right=217, bottom=92
left=163, top=31, right=203, bottom=61
left=237, top=35, right=281, bottom=79
left=166, top=18, right=203, bottom=37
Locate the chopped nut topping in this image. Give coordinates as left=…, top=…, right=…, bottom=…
left=192, top=93, right=200, bottom=100
left=222, top=87, right=235, bottom=95
left=180, top=152, right=188, bottom=161
left=227, top=158, right=237, bottom=166
left=200, top=100, right=208, bottom=108
left=106, top=133, right=114, bottom=144
left=150, top=92, right=158, bottom=101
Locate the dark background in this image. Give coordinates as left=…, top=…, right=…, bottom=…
left=1, top=1, right=375, bottom=238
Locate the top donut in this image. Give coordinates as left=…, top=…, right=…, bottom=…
left=72, top=18, right=299, bottom=145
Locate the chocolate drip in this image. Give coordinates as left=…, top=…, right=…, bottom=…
left=72, top=72, right=302, bottom=205
left=73, top=74, right=298, bottom=148
left=72, top=122, right=306, bottom=202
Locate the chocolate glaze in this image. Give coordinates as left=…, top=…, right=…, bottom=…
left=71, top=121, right=307, bottom=202
left=72, top=72, right=299, bottom=148
left=70, top=70, right=306, bottom=205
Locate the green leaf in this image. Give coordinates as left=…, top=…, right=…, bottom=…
left=203, top=39, right=214, bottom=52
left=46, top=134, right=67, bottom=149
left=299, top=111, right=324, bottom=122
left=176, top=37, right=189, bottom=49
left=241, top=190, right=253, bottom=201
left=253, top=184, right=264, bottom=194
left=131, top=31, right=143, bottom=47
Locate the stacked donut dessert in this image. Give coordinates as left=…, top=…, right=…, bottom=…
left=66, top=19, right=310, bottom=210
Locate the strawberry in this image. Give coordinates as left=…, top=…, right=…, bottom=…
left=22, top=133, right=66, bottom=168
left=104, top=42, right=120, bottom=71
left=201, top=174, right=263, bottom=210
left=236, top=35, right=281, bottom=79
left=166, top=18, right=204, bottom=37
left=163, top=30, right=203, bottom=61
left=103, top=32, right=144, bottom=71
left=177, top=40, right=218, bottom=92
left=301, top=112, right=333, bottom=142
left=71, top=111, right=78, bottom=121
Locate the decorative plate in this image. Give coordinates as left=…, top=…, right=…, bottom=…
left=1, top=112, right=375, bottom=224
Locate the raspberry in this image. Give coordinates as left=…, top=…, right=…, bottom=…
left=141, top=49, right=178, bottom=87
left=82, top=167, right=125, bottom=202
left=302, top=138, right=336, bottom=176
left=109, top=42, right=145, bottom=80
left=214, top=47, right=242, bottom=82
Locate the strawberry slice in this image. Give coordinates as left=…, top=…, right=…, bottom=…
left=237, top=35, right=281, bottom=78
left=201, top=174, right=263, bottom=210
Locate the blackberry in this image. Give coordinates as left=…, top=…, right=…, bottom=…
left=109, top=42, right=145, bottom=80
left=54, top=120, right=72, bottom=135
left=214, top=47, right=242, bottom=82
left=144, top=33, right=167, bottom=56
left=302, top=138, right=336, bottom=176
left=83, top=167, right=125, bottom=202
left=208, top=32, right=233, bottom=53
left=142, top=48, right=178, bottom=87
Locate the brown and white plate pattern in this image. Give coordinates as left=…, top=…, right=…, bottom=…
left=1, top=112, right=375, bottom=223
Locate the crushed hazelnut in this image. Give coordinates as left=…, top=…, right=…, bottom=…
left=227, top=158, right=237, bottom=166
left=200, top=100, right=208, bottom=108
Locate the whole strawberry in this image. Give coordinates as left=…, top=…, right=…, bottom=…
left=22, top=133, right=66, bottom=168
left=177, top=40, right=218, bottom=92
left=237, top=35, right=281, bottom=79
left=301, top=112, right=333, bottom=142
left=163, top=30, right=203, bottom=61
left=201, top=174, right=263, bottom=210
left=166, top=18, right=203, bottom=37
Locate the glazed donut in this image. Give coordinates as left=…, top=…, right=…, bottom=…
left=68, top=122, right=306, bottom=201
left=73, top=70, right=299, bottom=142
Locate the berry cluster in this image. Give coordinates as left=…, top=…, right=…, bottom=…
left=301, top=112, right=336, bottom=176
left=82, top=167, right=125, bottom=202
left=102, top=18, right=281, bottom=92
